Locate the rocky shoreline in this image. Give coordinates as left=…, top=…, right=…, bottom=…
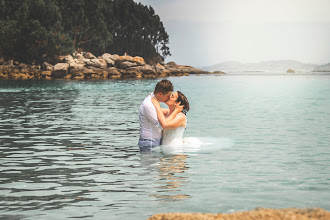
left=0, top=52, right=219, bottom=80
left=148, top=207, right=330, bottom=220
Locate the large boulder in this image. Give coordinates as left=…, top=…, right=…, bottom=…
left=42, top=62, right=54, bottom=71
left=82, top=67, right=94, bottom=75
left=88, top=66, right=103, bottom=75
left=107, top=67, right=121, bottom=78
left=75, top=53, right=85, bottom=60
left=131, top=56, right=145, bottom=66
left=155, top=63, right=165, bottom=71
left=179, top=65, right=203, bottom=74
left=101, top=53, right=115, bottom=66
left=121, top=69, right=143, bottom=78
left=164, top=62, right=204, bottom=75
left=110, top=54, right=120, bottom=62
left=165, top=61, right=177, bottom=67
left=127, top=64, right=157, bottom=76
left=118, top=61, right=138, bottom=69
left=98, top=57, right=108, bottom=68
left=52, top=63, right=69, bottom=78
left=115, top=55, right=146, bottom=69
left=155, top=63, right=167, bottom=75
left=84, top=52, right=96, bottom=59
left=64, top=55, right=75, bottom=64
left=73, top=53, right=86, bottom=64
left=85, top=58, right=102, bottom=68
left=69, top=63, right=85, bottom=75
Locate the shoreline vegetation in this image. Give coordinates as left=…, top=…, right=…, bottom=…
left=0, top=0, right=178, bottom=80
left=0, top=52, right=221, bottom=80
left=0, top=0, right=222, bottom=80
left=148, top=207, right=330, bottom=220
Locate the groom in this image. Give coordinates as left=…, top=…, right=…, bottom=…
left=138, top=79, right=173, bottom=149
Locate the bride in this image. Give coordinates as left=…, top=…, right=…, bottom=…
left=151, top=91, right=190, bottom=146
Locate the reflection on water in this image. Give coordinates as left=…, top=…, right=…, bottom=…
left=151, top=155, right=190, bottom=201
left=138, top=150, right=190, bottom=202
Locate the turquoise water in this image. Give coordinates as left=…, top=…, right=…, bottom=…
left=0, top=73, right=330, bottom=219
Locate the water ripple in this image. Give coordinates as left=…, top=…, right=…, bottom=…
left=1, top=76, right=330, bottom=219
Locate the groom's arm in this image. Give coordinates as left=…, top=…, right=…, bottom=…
left=144, top=103, right=162, bottom=129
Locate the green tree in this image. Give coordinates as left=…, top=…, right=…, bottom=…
left=109, top=0, right=170, bottom=62
left=0, top=0, right=170, bottom=64
left=0, top=0, right=72, bottom=63
left=57, top=0, right=114, bottom=55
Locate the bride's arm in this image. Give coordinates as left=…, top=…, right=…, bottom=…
left=164, top=101, right=183, bottom=121
left=161, top=108, right=170, bottom=116
left=152, top=98, right=185, bottom=129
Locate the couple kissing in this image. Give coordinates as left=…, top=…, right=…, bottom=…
left=138, top=79, right=190, bottom=150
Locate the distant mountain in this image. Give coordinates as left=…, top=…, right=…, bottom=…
left=201, top=60, right=319, bottom=73
left=313, top=63, right=330, bottom=72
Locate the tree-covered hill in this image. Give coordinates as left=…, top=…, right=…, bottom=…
left=0, top=0, right=170, bottom=64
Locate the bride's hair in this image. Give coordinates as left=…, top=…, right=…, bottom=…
left=176, top=91, right=190, bottom=114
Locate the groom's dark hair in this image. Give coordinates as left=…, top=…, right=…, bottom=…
left=154, top=79, right=173, bottom=94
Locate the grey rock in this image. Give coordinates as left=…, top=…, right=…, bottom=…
left=84, top=52, right=96, bottom=59
left=98, top=58, right=108, bottom=68
left=64, top=55, right=75, bottom=64
left=101, top=53, right=115, bottom=66
left=42, top=62, right=54, bottom=71
left=119, top=61, right=137, bottom=69
left=52, top=63, right=69, bottom=78
left=85, top=58, right=102, bottom=68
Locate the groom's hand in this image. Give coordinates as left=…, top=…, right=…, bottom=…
left=174, top=101, right=184, bottom=112
left=151, top=97, right=160, bottom=108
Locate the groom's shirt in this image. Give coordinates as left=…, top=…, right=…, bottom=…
left=139, top=93, right=162, bottom=146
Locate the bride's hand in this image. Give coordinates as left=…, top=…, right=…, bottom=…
left=151, top=97, right=160, bottom=108
left=174, top=101, right=184, bottom=112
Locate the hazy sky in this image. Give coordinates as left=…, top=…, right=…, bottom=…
left=135, top=0, right=330, bottom=67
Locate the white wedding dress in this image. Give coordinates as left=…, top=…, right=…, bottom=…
left=161, top=126, right=186, bottom=146
left=161, top=126, right=186, bottom=155
left=160, top=113, right=187, bottom=154
left=159, top=114, right=202, bottom=155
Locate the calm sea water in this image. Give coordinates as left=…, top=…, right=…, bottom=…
left=0, top=73, right=330, bottom=219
